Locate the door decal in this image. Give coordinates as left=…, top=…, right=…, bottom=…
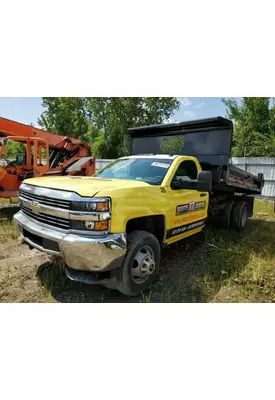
left=176, top=201, right=205, bottom=215
left=166, top=219, right=205, bottom=239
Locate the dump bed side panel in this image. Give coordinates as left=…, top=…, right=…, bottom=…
left=224, top=164, right=263, bottom=194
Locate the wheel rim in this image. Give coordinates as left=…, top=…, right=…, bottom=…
left=131, top=246, right=156, bottom=284
left=241, top=206, right=247, bottom=227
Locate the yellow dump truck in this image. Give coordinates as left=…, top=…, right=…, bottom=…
left=14, top=117, right=264, bottom=296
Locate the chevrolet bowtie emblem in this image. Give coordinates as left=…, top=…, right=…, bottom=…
left=30, top=201, right=40, bottom=213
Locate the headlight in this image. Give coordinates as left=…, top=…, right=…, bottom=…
left=71, top=199, right=110, bottom=212
left=83, top=202, right=97, bottom=211
left=72, top=220, right=109, bottom=231
left=70, top=198, right=111, bottom=233
left=85, top=221, right=95, bottom=230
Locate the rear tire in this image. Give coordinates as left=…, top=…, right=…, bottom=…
left=116, top=230, right=160, bottom=297
left=223, top=200, right=235, bottom=228
left=232, top=201, right=248, bottom=231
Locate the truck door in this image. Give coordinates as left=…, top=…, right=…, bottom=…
left=165, top=158, right=208, bottom=244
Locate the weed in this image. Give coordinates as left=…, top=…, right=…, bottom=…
left=140, top=291, right=152, bottom=303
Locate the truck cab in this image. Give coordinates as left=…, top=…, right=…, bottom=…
left=94, top=154, right=211, bottom=245
left=13, top=117, right=264, bottom=296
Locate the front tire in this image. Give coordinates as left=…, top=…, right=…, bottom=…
left=116, top=230, right=160, bottom=296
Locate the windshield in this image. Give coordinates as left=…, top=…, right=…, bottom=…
left=95, top=157, right=173, bottom=185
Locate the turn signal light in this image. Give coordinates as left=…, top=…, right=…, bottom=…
left=96, top=201, right=109, bottom=212
left=94, top=221, right=109, bottom=231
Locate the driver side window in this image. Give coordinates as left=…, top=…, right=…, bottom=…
left=171, top=160, right=198, bottom=189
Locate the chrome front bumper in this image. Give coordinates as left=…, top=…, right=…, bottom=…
left=14, top=211, right=127, bottom=272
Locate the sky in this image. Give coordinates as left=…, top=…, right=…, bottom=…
left=0, top=97, right=228, bottom=127
left=173, top=97, right=227, bottom=122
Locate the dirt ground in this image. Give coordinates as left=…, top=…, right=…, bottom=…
left=0, top=234, right=49, bottom=302
left=1, top=199, right=275, bottom=303
left=0, top=230, right=196, bottom=303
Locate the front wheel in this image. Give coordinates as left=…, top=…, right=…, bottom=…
left=116, top=230, right=161, bottom=296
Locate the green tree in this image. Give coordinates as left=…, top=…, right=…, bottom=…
left=222, top=97, right=275, bottom=156
left=38, top=97, right=180, bottom=158
left=87, top=97, right=180, bottom=157
left=38, top=97, right=89, bottom=140
left=6, top=141, right=26, bottom=159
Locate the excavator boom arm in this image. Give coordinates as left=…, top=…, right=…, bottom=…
left=0, top=117, right=91, bottom=149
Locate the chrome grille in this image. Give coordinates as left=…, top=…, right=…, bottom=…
left=21, top=205, right=71, bottom=230
left=19, top=189, right=71, bottom=210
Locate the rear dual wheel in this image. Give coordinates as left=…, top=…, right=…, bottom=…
left=223, top=200, right=235, bottom=228
left=232, top=201, right=248, bottom=232
left=223, top=200, right=248, bottom=231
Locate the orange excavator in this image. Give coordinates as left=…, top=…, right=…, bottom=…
left=0, top=117, right=96, bottom=200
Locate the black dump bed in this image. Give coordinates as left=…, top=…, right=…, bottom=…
left=128, top=117, right=264, bottom=195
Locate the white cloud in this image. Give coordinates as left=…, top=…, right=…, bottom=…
left=183, top=110, right=196, bottom=119
left=177, top=97, right=192, bottom=106
left=163, top=117, right=178, bottom=124
left=194, top=101, right=205, bottom=110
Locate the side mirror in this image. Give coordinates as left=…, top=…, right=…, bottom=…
left=171, top=180, right=183, bottom=190
left=196, top=171, right=212, bottom=192
left=171, top=171, right=212, bottom=192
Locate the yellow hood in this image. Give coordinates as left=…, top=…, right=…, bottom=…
left=23, top=176, right=150, bottom=197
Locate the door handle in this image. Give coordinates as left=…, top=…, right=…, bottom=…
left=200, top=193, right=207, bottom=197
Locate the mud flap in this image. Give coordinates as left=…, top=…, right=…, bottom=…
left=245, top=196, right=254, bottom=217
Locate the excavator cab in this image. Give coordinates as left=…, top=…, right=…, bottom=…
left=9, top=136, right=49, bottom=177
left=0, top=136, right=49, bottom=198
